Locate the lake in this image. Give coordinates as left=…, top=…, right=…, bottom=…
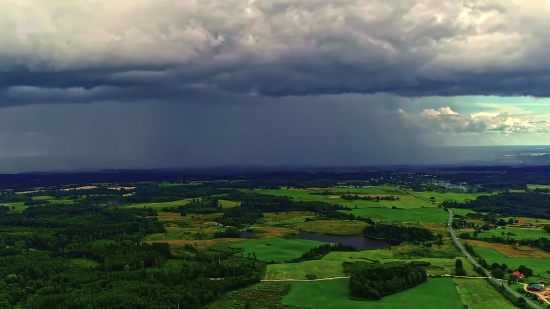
left=290, top=233, right=395, bottom=249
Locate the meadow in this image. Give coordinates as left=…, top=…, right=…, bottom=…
left=230, top=238, right=325, bottom=262
left=527, top=184, right=550, bottom=190
left=340, top=207, right=449, bottom=224
left=476, top=226, right=548, bottom=240
left=473, top=247, right=550, bottom=279
left=411, top=191, right=488, bottom=204
left=266, top=249, right=476, bottom=280
left=454, top=279, right=517, bottom=309
left=282, top=278, right=464, bottom=309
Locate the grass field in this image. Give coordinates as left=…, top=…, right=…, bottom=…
left=465, top=240, right=550, bottom=258
left=473, top=247, right=550, bottom=279
left=294, top=220, right=367, bottom=236
left=265, top=260, right=345, bottom=280
left=340, top=207, right=448, bottom=224
left=454, top=278, right=517, bottom=309
left=527, top=184, right=550, bottom=190
left=477, top=226, right=548, bottom=240
left=264, top=249, right=474, bottom=280
left=411, top=191, right=488, bottom=204
left=255, top=187, right=435, bottom=209
left=68, top=258, right=100, bottom=268
left=282, top=278, right=464, bottom=309
left=231, top=238, right=325, bottom=262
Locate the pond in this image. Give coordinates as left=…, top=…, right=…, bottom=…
left=289, top=233, right=395, bottom=249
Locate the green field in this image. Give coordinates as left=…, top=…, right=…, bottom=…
left=412, top=191, right=488, bottom=203
left=126, top=198, right=237, bottom=210
left=231, top=238, right=325, bottom=262
left=255, top=187, right=434, bottom=209
left=474, top=248, right=550, bottom=279
left=282, top=278, right=463, bottom=309
left=527, top=184, right=550, bottom=190
left=450, top=208, right=485, bottom=216
left=340, top=207, right=448, bottom=223
left=454, top=279, right=517, bottom=309
left=477, top=226, right=548, bottom=240
left=265, top=260, right=345, bottom=279
left=266, top=248, right=475, bottom=280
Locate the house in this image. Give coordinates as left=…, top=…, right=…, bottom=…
left=518, top=220, right=525, bottom=225
left=512, top=271, right=522, bottom=277
left=527, top=284, right=544, bottom=292
left=514, top=242, right=520, bottom=246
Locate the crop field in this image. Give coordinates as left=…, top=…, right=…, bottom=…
left=295, top=220, right=367, bottom=235
left=340, top=207, right=448, bottom=224
left=411, top=191, right=488, bottom=203
left=465, top=240, right=550, bottom=258
left=476, top=226, right=548, bottom=240
left=265, top=260, right=345, bottom=280
left=454, top=279, right=517, bottom=309
left=282, top=278, right=463, bottom=309
left=274, top=250, right=475, bottom=277
left=231, top=238, right=325, bottom=262
left=527, top=184, right=550, bottom=190
left=473, top=247, right=550, bottom=279
left=450, top=208, right=484, bottom=216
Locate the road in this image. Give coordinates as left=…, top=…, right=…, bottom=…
left=447, top=208, right=543, bottom=309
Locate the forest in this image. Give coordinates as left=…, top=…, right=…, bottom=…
left=362, top=224, right=435, bottom=242
left=443, top=192, right=550, bottom=219
left=345, top=261, right=427, bottom=300
left=0, top=201, right=262, bottom=309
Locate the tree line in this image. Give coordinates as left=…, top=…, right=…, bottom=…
left=346, top=261, right=427, bottom=300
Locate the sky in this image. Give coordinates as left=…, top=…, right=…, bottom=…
left=1, top=0, right=549, bottom=172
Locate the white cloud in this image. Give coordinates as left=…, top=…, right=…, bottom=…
left=411, top=107, right=550, bottom=135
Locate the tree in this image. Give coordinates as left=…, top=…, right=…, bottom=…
left=479, top=258, right=487, bottom=268
left=492, top=268, right=505, bottom=279
left=455, top=259, right=463, bottom=269
left=516, top=297, right=526, bottom=306
left=455, top=267, right=467, bottom=276
left=508, top=218, right=514, bottom=224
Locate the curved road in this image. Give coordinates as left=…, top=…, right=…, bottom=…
left=447, top=208, right=543, bottom=309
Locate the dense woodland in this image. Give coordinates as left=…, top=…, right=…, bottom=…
left=362, top=224, right=435, bottom=242
left=443, top=192, right=550, bottom=219
left=0, top=202, right=262, bottom=308
left=346, top=261, right=427, bottom=300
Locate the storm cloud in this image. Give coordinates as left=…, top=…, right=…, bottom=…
left=2, top=0, right=550, bottom=105
left=1, top=0, right=549, bottom=171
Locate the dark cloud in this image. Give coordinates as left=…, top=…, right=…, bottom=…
left=0, top=94, right=454, bottom=172
left=1, top=0, right=550, bottom=107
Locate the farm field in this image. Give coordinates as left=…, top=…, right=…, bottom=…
left=127, top=199, right=238, bottom=211
left=340, top=207, right=448, bottom=224
left=294, top=220, right=367, bottom=236
left=231, top=238, right=325, bottom=262
left=265, top=260, right=345, bottom=280
left=476, top=226, right=548, bottom=240
left=454, top=278, right=517, bottom=309
left=411, top=191, right=488, bottom=203
left=282, top=278, right=464, bottom=309
left=266, top=248, right=475, bottom=280
left=255, top=187, right=434, bottom=209
left=527, top=184, right=550, bottom=190
left=465, top=240, right=550, bottom=258
left=473, top=247, right=550, bottom=279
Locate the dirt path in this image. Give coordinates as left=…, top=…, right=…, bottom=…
left=261, top=276, right=350, bottom=282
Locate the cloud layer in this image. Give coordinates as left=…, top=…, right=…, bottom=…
left=2, top=0, right=550, bottom=106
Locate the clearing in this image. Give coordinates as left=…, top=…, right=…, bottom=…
left=231, top=238, right=325, bottom=263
